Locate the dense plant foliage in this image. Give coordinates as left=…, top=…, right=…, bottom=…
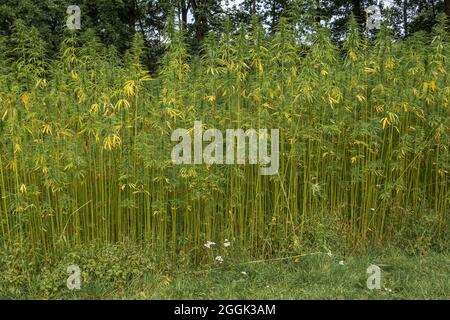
left=0, top=16, right=448, bottom=261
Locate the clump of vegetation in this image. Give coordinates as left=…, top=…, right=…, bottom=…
left=1, top=242, right=449, bottom=299
left=0, top=14, right=448, bottom=264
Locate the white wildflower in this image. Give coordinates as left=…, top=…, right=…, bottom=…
left=339, top=260, right=345, bottom=265
left=224, top=239, right=231, bottom=247
left=204, top=241, right=216, bottom=249
left=215, top=255, right=224, bottom=263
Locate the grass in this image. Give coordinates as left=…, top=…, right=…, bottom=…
left=0, top=244, right=448, bottom=299
left=150, top=253, right=450, bottom=300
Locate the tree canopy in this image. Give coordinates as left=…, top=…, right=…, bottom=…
left=0, top=0, right=449, bottom=70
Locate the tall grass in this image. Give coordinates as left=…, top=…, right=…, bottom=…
left=0, top=15, right=448, bottom=261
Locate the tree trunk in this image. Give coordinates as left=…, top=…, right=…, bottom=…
left=127, top=0, right=137, bottom=33
left=351, top=0, right=364, bottom=28
left=190, top=0, right=209, bottom=43
left=180, top=0, right=189, bottom=28
left=135, top=0, right=150, bottom=46
left=445, top=0, right=450, bottom=18
left=271, top=0, right=276, bottom=30
left=403, top=0, right=408, bottom=36
left=429, top=0, right=436, bottom=19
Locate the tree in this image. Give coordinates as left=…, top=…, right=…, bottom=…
left=189, top=0, right=223, bottom=44
left=1, top=0, right=448, bottom=72
left=0, top=0, right=67, bottom=52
